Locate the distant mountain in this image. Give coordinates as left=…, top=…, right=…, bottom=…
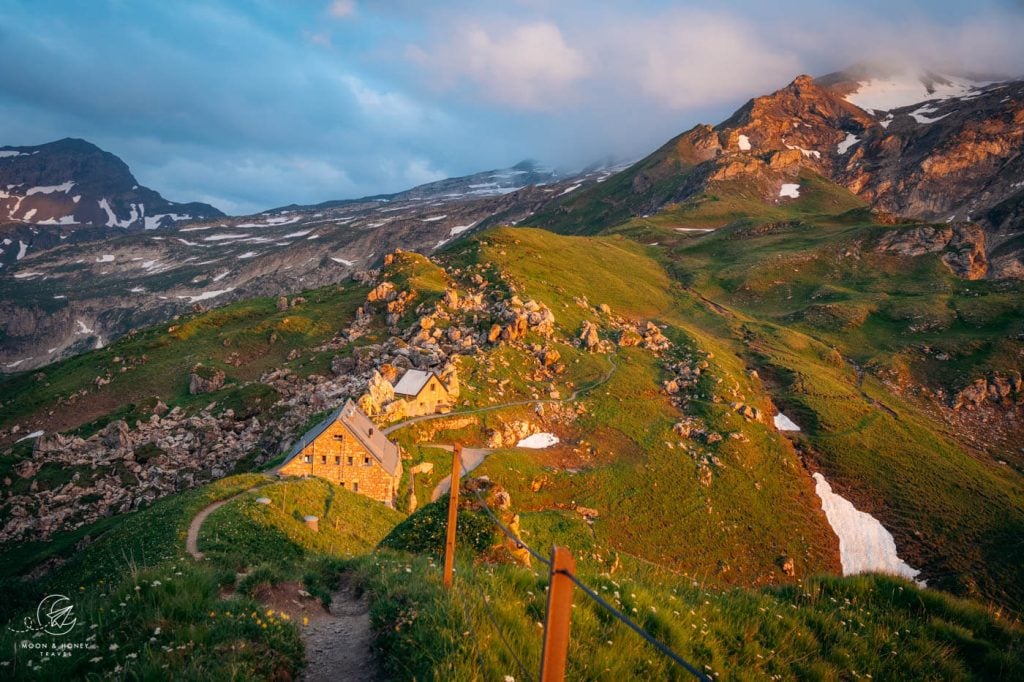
left=273, top=159, right=567, bottom=212
left=0, top=138, right=223, bottom=230
left=534, top=67, right=1024, bottom=278
left=0, top=153, right=609, bottom=373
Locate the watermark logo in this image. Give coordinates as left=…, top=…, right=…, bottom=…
left=10, top=594, right=78, bottom=637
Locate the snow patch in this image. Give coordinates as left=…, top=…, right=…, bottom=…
left=0, top=150, right=27, bottom=158
left=330, top=257, right=355, bottom=266
left=786, top=144, right=821, bottom=159
left=281, top=229, right=312, bottom=238
left=35, top=215, right=77, bottom=226
left=449, top=221, right=478, bottom=237
left=779, top=184, right=801, bottom=199
left=516, top=433, right=560, bottom=449
left=203, top=233, right=250, bottom=241
left=909, top=104, right=949, bottom=124
left=557, top=183, right=582, bottom=196
left=13, top=271, right=43, bottom=279
left=16, top=240, right=28, bottom=260
left=96, top=254, right=115, bottom=263
left=236, top=251, right=258, bottom=259
left=144, top=213, right=193, bottom=230
left=812, top=472, right=923, bottom=585
left=235, top=215, right=302, bottom=228
left=98, top=198, right=140, bottom=228
left=211, top=270, right=230, bottom=282
left=15, top=430, right=44, bottom=442
left=76, top=319, right=93, bottom=334
left=26, top=181, right=74, bottom=195
left=737, top=134, right=751, bottom=151
left=421, top=215, right=448, bottom=222
left=837, top=133, right=861, bottom=155
left=178, top=288, right=234, bottom=303
left=22, top=208, right=37, bottom=221
left=774, top=412, right=801, bottom=431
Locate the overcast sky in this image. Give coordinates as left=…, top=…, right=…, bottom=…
left=2, top=1, right=1023, bottom=214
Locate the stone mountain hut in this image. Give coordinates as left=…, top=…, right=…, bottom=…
left=392, top=369, right=453, bottom=417
left=278, top=399, right=402, bottom=507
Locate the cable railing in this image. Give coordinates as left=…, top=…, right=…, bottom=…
left=444, top=444, right=712, bottom=682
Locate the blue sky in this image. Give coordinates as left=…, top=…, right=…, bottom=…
left=2, top=1, right=1023, bottom=214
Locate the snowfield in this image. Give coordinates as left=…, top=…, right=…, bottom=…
left=844, top=73, right=989, bottom=113
left=812, top=472, right=923, bottom=585
left=779, top=183, right=801, bottom=199
left=516, top=433, right=560, bottom=448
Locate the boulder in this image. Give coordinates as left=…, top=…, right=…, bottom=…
left=189, top=365, right=225, bottom=395
left=579, top=321, right=600, bottom=351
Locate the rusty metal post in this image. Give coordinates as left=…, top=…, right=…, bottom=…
left=442, top=443, right=462, bottom=589
left=540, top=545, right=576, bottom=682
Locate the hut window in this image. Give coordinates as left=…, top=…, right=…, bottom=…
left=303, top=455, right=312, bottom=464
left=347, top=456, right=353, bottom=466
left=368, top=427, right=374, bottom=436
left=364, top=456, right=371, bottom=466
left=321, top=455, right=327, bottom=464
left=334, top=456, right=341, bottom=465
left=353, top=482, right=359, bottom=493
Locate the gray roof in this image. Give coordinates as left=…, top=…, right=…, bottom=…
left=279, top=399, right=401, bottom=476
left=393, top=369, right=436, bottom=397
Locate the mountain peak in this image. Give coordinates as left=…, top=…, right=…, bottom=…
left=0, top=138, right=223, bottom=229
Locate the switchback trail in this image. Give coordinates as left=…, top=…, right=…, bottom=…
left=425, top=445, right=495, bottom=501
left=186, top=485, right=264, bottom=560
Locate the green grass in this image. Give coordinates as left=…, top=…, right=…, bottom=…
left=0, top=474, right=406, bottom=680
left=200, top=478, right=404, bottom=569
left=351, top=549, right=1024, bottom=681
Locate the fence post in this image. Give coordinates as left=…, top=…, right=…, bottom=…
left=540, top=545, right=576, bottom=682
left=443, top=443, right=462, bottom=589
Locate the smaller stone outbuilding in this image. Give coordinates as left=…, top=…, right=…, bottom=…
left=392, top=369, right=453, bottom=417
left=278, top=399, right=402, bottom=507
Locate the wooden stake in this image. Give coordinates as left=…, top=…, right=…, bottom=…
left=443, top=443, right=462, bottom=590
left=540, top=545, right=576, bottom=682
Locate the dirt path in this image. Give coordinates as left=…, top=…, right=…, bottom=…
left=300, top=577, right=377, bottom=682
left=426, top=445, right=495, bottom=501
left=185, top=487, right=261, bottom=560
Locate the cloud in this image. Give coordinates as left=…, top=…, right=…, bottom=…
left=616, top=12, right=803, bottom=110
left=409, top=21, right=588, bottom=110
left=327, top=0, right=356, bottom=19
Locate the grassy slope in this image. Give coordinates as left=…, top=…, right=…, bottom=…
left=353, top=550, right=1024, bottom=681
left=0, top=475, right=405, bottom=679
left=566, top=175, right=1024, bottom=611
left=440, top=227, right=841, bottom=587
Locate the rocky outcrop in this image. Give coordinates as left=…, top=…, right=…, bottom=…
left=953, top=372, right=1023, bottom=410
left=876, top=224, right=988, bottom=279
left=189, top=364, right=226, bottom=395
